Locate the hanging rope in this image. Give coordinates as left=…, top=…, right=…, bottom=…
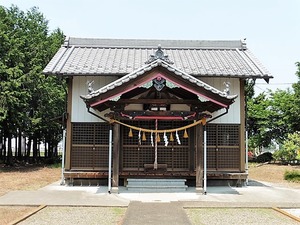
left=110, top=117, right=207, bottom=171
left=110, top=118, right=206, bottom=133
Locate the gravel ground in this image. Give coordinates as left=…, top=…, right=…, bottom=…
left=18, top=206, right=126, bottom=225
left=185, top=208, right=300, bottom=225
left=17, top=206, right=300, bottom=225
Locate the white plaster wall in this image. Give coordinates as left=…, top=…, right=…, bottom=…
left=71, top=76, right=118, bottom=122
left=200, top=77, right=241, bottom=124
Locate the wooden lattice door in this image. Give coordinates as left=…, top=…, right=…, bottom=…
left=121, top=120, right=190, bottom=172
left=206, top=124, right=240, bottom=171
left=71, top=122, right=110, bottom=170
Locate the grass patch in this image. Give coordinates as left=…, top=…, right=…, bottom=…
left=284, top=170, right=300, bottom=182
left=112, top=207, right=126, bottom=215
left=48, top=162, right=62, bottom=168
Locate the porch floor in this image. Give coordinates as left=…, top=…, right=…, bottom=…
left=64, top=170, right=248, bottom=180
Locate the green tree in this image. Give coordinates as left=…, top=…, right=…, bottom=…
left=267, top=89, right=295, bottom=142
left=247, top=92, right=272, bottom=148
left=247, top=63, right=300, bottom=151
left=0, top=5, right=65, bottom=164
left=273, top=132, right=300, bottom=163
left=291, top=62, right=300, bottom=132
left=247, top=89, right=296, bottom=149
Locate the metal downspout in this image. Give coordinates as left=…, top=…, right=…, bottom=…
left=60, top=129, right=66, bottom=185
left=203, top=126, right=207, bottom=195
left=245, top=130, right=249, bottom=185
left=207, top=108, right=229, bottom=123
left=108, top=125, right=113, bottom=193
left=87, top=106, right=109, bottom=123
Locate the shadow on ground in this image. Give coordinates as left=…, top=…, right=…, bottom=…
left=247, top=179, right=270, bottom=187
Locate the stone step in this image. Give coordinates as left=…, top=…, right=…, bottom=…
left=126, top=187, right=188, bottom=192
left=126, top=179, right=188, bottom=192
left=127, top=179, right=186, bottom=185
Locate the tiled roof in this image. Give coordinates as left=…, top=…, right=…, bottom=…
left=43, top=37, right=272, bottom=80
left=80, top=59, right=237, bottom=106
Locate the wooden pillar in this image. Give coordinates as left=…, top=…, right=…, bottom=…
left=112, top=123, right=120, bottom=193
left=240, top=80, right=246, bottom=172
left=65, top=77, right=72, bottom=170
left=195, top=123, right=203, bottom=191
left=189, top=127, right=195, bottom=171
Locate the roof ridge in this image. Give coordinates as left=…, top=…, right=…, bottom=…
left=64, top=37, right=245, bottom=49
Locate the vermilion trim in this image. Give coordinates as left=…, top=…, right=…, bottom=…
left=156, top=73, right=228, bottom=108
left=133, top=116, right=184, bottom=120
left=90, top=76, right=155, bottom=107
left=90, top=72, right=228, bottom=108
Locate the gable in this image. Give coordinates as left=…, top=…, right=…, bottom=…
left=80, top=55, right=238, bottom=120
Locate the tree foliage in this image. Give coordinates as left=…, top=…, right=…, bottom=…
left=0, top=5, right=65, bottom=163
left=273, top=132, right=300, bottom=163
left=247, top=63, right=300, bottom=153
left=292, top=62, right=300, bottom=131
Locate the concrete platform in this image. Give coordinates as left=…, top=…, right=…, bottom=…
left=0, top=180, right=300, bottom=208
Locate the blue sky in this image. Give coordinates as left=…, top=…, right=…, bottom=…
left=2, top=0, right=300, bottom=94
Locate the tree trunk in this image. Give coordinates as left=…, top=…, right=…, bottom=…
left=0, top=130, right=3, bottom=159
left=2, top=137, right=6, bottom=160
left=32, top=137, right=38, bottom=160
left=48, top=139, right=52, bottom=158
left=14, top=136, right=17, bottom=158
left=18, top=130, right=22, bottom=159
left=6, top=132, right=13, bottom=165
left=37, top=141, right=40, bottom=158
left=53, top=144, right=58, bottom=157
left=26, top=137, right=32, bottom=159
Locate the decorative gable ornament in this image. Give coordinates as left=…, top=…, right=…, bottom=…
left=145, top=45, right=174, bottom=64
left=223, top=81, right=231, bottom=96
left=87, top=80, right=95, bottom=94
left=153, top=77, right=166, bottom=91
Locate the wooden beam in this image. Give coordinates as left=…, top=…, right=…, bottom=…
left=166, top=87, right=198, bottom=100
left=105, top=110, right=206, bottom=120
left=195, top=123, right=203, bottom=190
left=65, top=77, right=72, bottom=170
left=112, top=123, right=120, bottom=192
left=189, top=127, right=195, bottom=171
left=240, top=80, right=246, bottom=172
left=120, top=87, right=147, bottom=99
left=117, top=98, right=202, bottom=104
